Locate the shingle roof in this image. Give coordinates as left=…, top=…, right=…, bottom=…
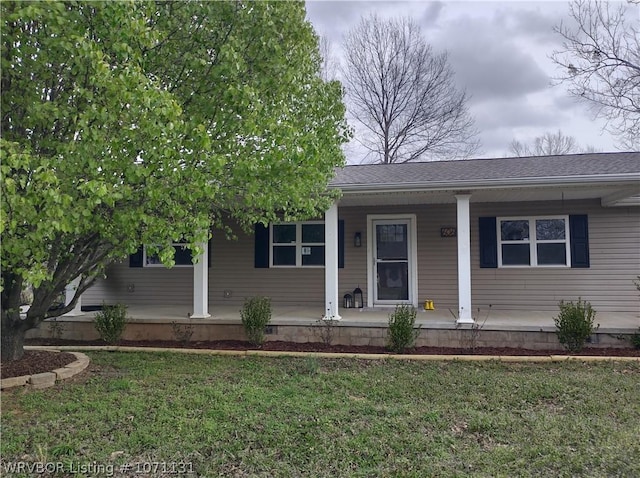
left=330, top=152, right=640, bottom=189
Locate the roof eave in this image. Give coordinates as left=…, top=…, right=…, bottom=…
left=330, top=173, right=640, bottom=193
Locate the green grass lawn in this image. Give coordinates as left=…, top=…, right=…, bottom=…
left=2, top=352, right=639, bottom=477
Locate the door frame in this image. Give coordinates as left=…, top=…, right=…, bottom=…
left=367, top=214, right=418, bottom=308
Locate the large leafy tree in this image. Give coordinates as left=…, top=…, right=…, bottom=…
left=1, top=1, right=349, bottom=360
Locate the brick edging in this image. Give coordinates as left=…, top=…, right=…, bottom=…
left=1, top=350, right=90, bottom=390
left=22, top=345, right=640, bottom=362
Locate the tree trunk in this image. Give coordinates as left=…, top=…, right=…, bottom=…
left=1, top=309, right=27, bottom=361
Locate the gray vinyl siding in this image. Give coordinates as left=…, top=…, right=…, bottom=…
left=208, top=226, right=324, bottom=307
left=472, top=199, right=639, bottom=313
left=83, top=263, right=194, bottom=306
left=338, top=204, right=459, bottom=309
left=85, top=199, right=640, bottom=314
left=338, top=200, right=639, bottom=312
left=84, top=223, right=325, bottom=308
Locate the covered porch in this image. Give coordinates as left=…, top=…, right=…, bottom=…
left=70, top=155, right=640, bottom=347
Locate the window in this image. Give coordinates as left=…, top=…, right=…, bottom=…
left=271, top=222, right=325, bottom=267
left=497, top=216, right=569, bottom=267
left=143, top=243, right=193, bottom=267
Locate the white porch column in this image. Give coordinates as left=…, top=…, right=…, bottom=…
left=324, top=202, right=341, bottom=320
left=64, top=276, right=82, bottom=316
left=191, top=242, right=210, bottom=319
left=455, top=193, right=474, bottom=324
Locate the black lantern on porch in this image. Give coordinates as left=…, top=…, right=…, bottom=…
left=343, top=293, right=353, bottom=309
left=353, top=287, right=363, bottom=309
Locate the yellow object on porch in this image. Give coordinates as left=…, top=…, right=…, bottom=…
left=424, top=300, right=435, bottom=310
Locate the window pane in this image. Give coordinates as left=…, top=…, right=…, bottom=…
left=501, top=220, right=529, bottom=241
left=302, top=245, right=325, bottom=266
left=502, top=244, right=530, bottom=265
left=273, top=225, right=296, bottom=243
left=537, top=243, right=567, bottom=265
left=302, top=224, right=324, bottom=243
left=378, top=224, right=405, bottom=243
left=174, top=245, right=193, bottom=265
left=377, top=262, right=408, bottom=300
left=536, top=219, right=565, bottom=240
left=273, top=246, right=296, bottom=265
left=376, top=224, right=408, bottom=260
left=145, top=253, right=163, bottom=265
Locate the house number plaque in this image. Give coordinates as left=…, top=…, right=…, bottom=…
left=440, top=227, right=457, bottom=238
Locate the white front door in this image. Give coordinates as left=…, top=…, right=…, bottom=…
left=368, top=216, right=417, bottom=306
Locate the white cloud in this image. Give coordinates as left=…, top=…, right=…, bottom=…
left=420, top=1, right=445, bottom=27
left=305, top=0, right=620, bottom=159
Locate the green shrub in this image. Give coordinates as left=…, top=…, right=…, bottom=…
left=94, top=303, right=129, bottom=344
left=554, top=298, right=598, bottom=353
left=241, top=296, right=272, bottom=346
left=310, top=318, right=339, bottom=346
left=631, top=330, right=640, bottom=350
left=171, top=321, right=194, bottom=345
left=387, top=305, right=420, bottom=353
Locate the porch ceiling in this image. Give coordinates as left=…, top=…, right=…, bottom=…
left=336, top=184, right=638, bottom=207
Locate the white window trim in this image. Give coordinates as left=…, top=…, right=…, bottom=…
left=269, top=221, right=325, bottom=268
left=143, top=244, right=194, bottom=268
left=497, top=215, right=570, bottom=268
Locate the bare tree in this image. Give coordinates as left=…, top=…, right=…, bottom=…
left=508, top=130, right=592, bottom=156
left=341, top=15, right=480, bottom=163
left=551, top=0, right=640, bottom=149
left=318, top=35, right=339, bottom=82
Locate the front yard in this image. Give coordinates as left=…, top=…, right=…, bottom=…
left=2, top=352, right=639, bottom=477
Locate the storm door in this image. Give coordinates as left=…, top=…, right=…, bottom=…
left=372, top=220, right=412, bottom=305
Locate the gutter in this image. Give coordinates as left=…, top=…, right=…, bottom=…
left=329, top=173, right=640, bottom=194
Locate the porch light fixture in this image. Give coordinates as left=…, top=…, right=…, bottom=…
left=353, top=286, right=363, bottom=309
left=354, top=232, right=362, bottom=247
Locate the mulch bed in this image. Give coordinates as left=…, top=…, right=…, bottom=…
left=27, top=338, right=640, bottom=356
left=1, top=350, right=77, bottom=380
left=3, top=340, right=638, bottom=380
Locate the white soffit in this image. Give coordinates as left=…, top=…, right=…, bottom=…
left=337, top=185, right=627, bottom=207
left=601, top=190, right=640, bottom=207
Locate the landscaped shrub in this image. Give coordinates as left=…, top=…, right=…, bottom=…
left=310, top=318, right=339, bottom=346
left=554, top=298, right=598, bottom=353
left=631, top=330, right=640, bottom=350
left=48, top=318, right=65, bottom=340
left=387, top=305, right=420, bottom=353
left=631, top=279, right=639, bottom=349
left=241, top=296, right=272, bottom=346
left=171, top=321, right=194, bottom=345
left=94, top=303, right=129, bottom=344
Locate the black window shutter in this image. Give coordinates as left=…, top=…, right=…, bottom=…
left=254, top=223, right=270, bottom=268
left=569, top=215, right=590, bottom=268
left=208, top=239, right=212, bottom=267
left=129, top=246, right=144, bottom=268
left=478, top=217, right=498, bottom=268
left=338, top=219, right=345, bottom=269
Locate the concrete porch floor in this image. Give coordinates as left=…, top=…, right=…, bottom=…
left=57, top=304, right=639, bottom=333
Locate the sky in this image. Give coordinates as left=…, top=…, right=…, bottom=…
left=305, top=0, right=633, bottom=162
